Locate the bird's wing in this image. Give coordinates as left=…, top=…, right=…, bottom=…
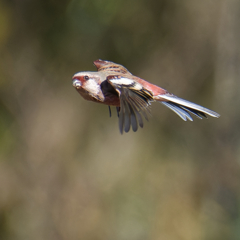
left=107, top=76, right=154, bottom=134
left=94, top=59, right=131, bottom=74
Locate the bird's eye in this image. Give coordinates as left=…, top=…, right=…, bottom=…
left=84, top=75, right=89, bottom=80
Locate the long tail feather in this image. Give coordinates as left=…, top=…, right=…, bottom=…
left=159, top=94, right=220, bottom=120
left=161, top=102, right=192, bottom=121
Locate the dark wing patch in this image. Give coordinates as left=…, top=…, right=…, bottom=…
left=107, top=76, right=154, bottom=134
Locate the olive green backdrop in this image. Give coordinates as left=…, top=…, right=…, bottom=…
left=0, top=0, right=239, bottom=239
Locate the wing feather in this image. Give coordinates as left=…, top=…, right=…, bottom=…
left=107, top=76, right=153, bottom=133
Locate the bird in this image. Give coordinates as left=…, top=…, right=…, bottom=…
left=72, top=59, right=220, bottom=134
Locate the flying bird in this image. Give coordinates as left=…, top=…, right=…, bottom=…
left=72, top=59, right=220, bottom=134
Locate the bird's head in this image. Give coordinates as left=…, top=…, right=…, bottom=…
left=72, top=71, right=105, bottom=102
left=72, top=71, right=103, bottom=90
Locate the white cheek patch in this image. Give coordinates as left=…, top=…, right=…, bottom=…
left=85, top=79, right=101, bottom=94
left=110, top=77, right=135, bottom=86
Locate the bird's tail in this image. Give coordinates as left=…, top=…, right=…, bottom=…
left=157, top=94, right=220, bottom=121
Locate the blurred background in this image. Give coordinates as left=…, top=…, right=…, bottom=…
left=0, top=0, right=240, bottom=239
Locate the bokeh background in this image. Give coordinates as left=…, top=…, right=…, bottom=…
left=0, top=0, right=240, bottom=239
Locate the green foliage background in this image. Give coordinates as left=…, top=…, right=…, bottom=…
left=0, top=0, right=239, bottom=239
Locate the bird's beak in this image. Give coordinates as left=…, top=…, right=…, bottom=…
left=72, top=79, right=82, bottom=89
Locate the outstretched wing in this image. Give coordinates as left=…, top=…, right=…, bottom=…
left=107, top=76, right=154, bottom=134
